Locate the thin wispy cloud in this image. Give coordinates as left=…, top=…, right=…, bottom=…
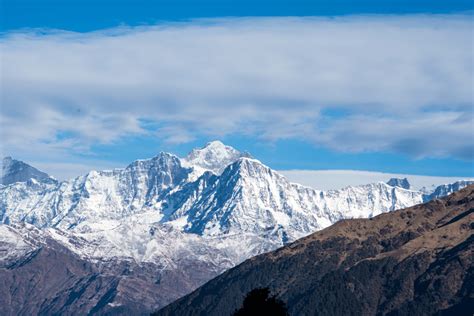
left=280, top=169, right=474, bottom=191
left=1, top=15, right=473, bottom=162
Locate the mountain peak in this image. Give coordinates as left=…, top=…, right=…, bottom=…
left=2, top=156, right=15, bottom=171
left=203, top=140, right=226, bottom=148
left=387, top=177, right=411, bottom=190
left=1, top=157, right=50, bottom=186
left=184, top=141, right=251, bottom=175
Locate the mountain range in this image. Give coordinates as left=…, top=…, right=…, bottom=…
left=0, top=141, right=472, bottom=314
left=155, top=184, right=474, bottom=316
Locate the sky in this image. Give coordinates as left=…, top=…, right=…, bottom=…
left=1, top=0, right=473, bottom=180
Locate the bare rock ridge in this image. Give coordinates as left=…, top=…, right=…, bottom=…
left=154, top=185, right=474, bottom=316
left=387, top=177, right=410, bottom=190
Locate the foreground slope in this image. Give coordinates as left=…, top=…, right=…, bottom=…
left=0, top=224, right=227, bottom=315
left=155, top=185, right=474, bottom=316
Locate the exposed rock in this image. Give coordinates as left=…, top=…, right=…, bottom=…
left=387, top=177, right=410, bottom=190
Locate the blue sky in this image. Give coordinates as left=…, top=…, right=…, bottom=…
left=3, top=0, right=473, bottom=32
left=1, top=0, right=473, bottom=179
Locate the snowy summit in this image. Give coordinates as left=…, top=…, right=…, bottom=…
left=1, top=156, right=52, bottom=186
left=183, top=140, right=251, bottom=175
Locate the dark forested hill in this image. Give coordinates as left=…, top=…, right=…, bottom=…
left=155, top=185, right=474, bottom=316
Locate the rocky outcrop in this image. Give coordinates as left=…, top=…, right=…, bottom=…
left=387, top=177, right=410, bottom=190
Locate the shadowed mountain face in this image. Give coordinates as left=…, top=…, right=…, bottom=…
left=155, top=185, right=474, bottom=316
left=1, top=157, right=51, bottom=185
left=387, top=177, right=410, bottom=190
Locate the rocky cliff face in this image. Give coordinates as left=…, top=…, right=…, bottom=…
left=155, top=185, right=474, bottom=316
left=387, top=177, right=411, bottom=190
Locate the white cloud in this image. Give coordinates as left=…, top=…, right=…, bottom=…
left=1, top=15, right=473, bottom=161
left=316, top=112, right=474, bottom=159
left=33, top=161, right=121, bottom=180
left=280, top=169, right=474, bottom=190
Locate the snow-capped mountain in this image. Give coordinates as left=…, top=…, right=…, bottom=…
left=182, top=140, right=251, bottom=175
left=422, top=180, right=474, bottom=201
left=386, top=177, right=411, bottom=190
left=0, top=141, right=472, bottom=314
left=168, top=158, right=426, bottom=242
left=1, top=142, right=472, bottom=255
left=1, top=156, right=53, bottom=186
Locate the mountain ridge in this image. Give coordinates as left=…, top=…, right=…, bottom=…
left=154, top=185, right=474, bottom=316
left=1, top=142, right=473, bottom=314
left=1, top=143, right=472, bottom=262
